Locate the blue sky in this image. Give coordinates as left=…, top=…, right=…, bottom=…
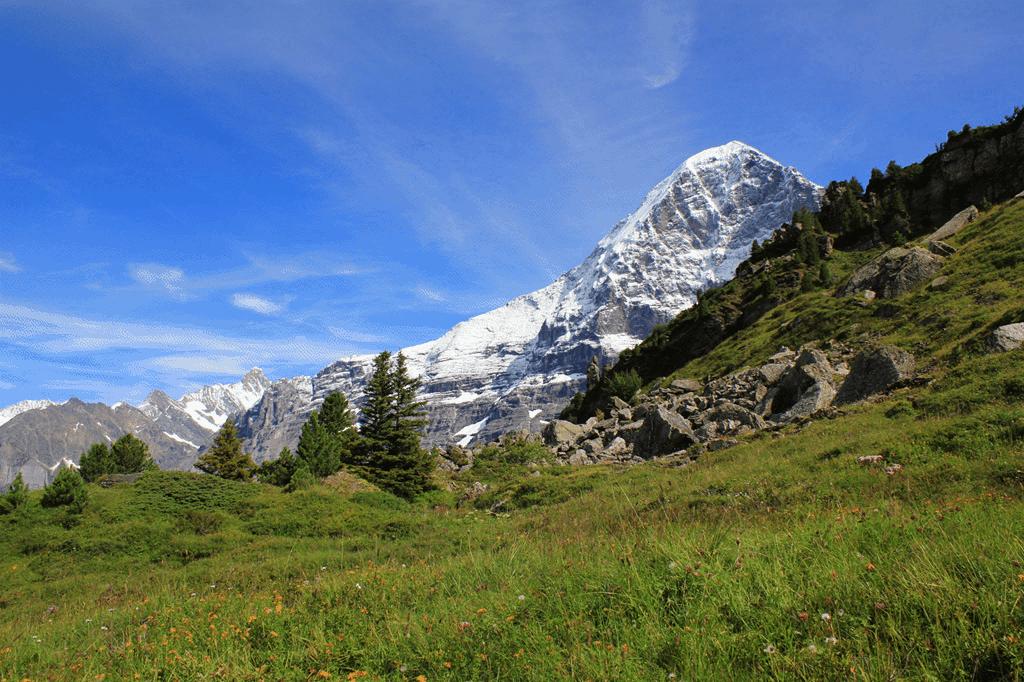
left=1, top=0, right=1022, bottom=405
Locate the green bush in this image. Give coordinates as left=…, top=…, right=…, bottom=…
left=41, top=468, right=87, bottom=513
left=0, top=473, right=28, bottom=514
left=607, top=369, right=643, bottom=404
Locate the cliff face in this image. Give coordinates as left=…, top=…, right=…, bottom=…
left=877, top=114, right=1024, bottom=230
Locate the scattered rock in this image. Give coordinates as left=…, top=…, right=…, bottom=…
left=610, top=396, right=631, bottom=411
left=927, top=240, right=957, bottom=257
left=770, top=349, right=837, bottom=422
left=928, top=205, right=979, bottom=241
left=838, top=247, right=946, bottom=299
left=857, top=455, right=884, bottom=466
left=567, top=451, right=591, bottom=466
left=634, top=406, right=696, bottom=458
left=670, top=378, right=703, bottom=393
left=542, top=419, right=584, bottom=446
left=928, top=276, right=950, bottom=290
left=884, top=463, right=903, bottom=476
left=836, top=346, right=916, bottom=405
left=987, top=323, right=1024, bottom=352
left=459, top=481, right=489, bottom=505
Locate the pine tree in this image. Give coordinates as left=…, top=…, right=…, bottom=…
left=255, top=447, right=298, bottom=487
left=318, top=391, right=360, bottom=464
left=286, top=461, right=315, bottom=492
left=41, top=467, right=87, bottom=513
left=818, top=261, right=833, bottom=287
left=0, top=473, right=28, bottom=514
left=296, top=411, right=343, bottom=478
left=359, top=351, right=396, bottom=449
left=79, top=442, right=115, bottom=482
left=195, top=421, right=255, bottom=480
left=110, top=434, right=155, bottom=475
left=358, top=351, right=433, bottom=499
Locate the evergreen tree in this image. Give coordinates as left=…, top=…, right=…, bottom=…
left=358, top=351, right=433, bottom=499
left=286, top=461, right=315, bottom=492
left=318, top=391, right=360, bottom=464
left=78, top=442, right=115, bottom=482
left=0, top=473, right=28, bottom=514
left=818, top=261, right=833, bottom=287
left=296, top=411, right=343, bottom=478
left=255, top=447, right=299, bottom=487
left=195, top=421, right=255, bottom=480
left=759, top=273, right=776, bottom=298
left=880, top=188, right=911, bottom=242
left=41, top=467, right=87, bottom=513
left=110, top=434, right=155, bottom=475
left=801, top=270, right=817, bottom=292
left=359, top=351, right=396, bottom=449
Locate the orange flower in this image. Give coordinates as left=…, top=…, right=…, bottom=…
left=443, top=661, right=452, bottom=669
left=416, top=676, right=427, bottom=682
left=476, top=608, right=487, bottom=615
left=866, top=562, right=876, bottom=572
left=346, top=672, right=368, bottom=681
left=798, top=611, right=809, bottom=621
left=317, top=671, right=331, bottom=679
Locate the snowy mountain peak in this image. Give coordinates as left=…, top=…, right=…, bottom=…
left=0, top=400, right=58, bottom=428
left=250, top=142, right=821, bottom=455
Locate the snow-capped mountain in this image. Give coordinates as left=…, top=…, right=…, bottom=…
left=141, top=368, right=270, bottom=433
left=0, top=399, right=58, bottom=427
left=242, top=141, right=821, bottom=455
left=0, top=369, right=272, bottom=489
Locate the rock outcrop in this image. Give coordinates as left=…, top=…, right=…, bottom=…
left=838, top=247, right=945, bottom=299
left=928, top=205, right=979, bottom=241
left=835, top=346, right=916, bottom=405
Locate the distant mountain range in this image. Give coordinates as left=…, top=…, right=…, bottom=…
left=0, top=141, right=820, bottom=488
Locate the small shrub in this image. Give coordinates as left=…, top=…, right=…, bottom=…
left=41, top=468, right=87, bottom=514
left=607, top=369, right=643, bottom=404
left=175, top=509, right=225, bottom=536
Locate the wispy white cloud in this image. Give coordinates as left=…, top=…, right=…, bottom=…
left=144, top=354, right=256, bottom=377
left=0, top=252, right=21, bottom=273
left=128, top=262, right=189, bottom=299
left=0, top=380, right=14, bottom=390
left=638, top=0, right=694, bottom=89
left=230, top=293, right=283, bottom=315
left=415, top=286, right=446, bottom=303
left=0, top=301, right=350, bottom=370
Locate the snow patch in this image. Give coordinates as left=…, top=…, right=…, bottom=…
left=163, top=432, right=200, bottom=449
left=455, top=417, right=489, bottom=447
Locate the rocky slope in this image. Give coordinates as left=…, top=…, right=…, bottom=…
left=241, top=141, right=821, bottom=457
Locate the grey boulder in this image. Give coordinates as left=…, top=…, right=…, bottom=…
left=987, top=323, right=1024, bottom=353
left=838, top=247, right=945, bottom=299
left=928, top=205, right=979, bottom=241
left=835, top=346, right=915, bottom=405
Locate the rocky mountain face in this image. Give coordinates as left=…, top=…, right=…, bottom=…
left=0, top=369, right=271, bottom=489
left=235, top=376, right=313, bottom=463
left=241, top=141, right=821, bottom=458
left=0, top=400, right=198, bottom=489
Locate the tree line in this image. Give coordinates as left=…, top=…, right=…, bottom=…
left=2, top=350, right=436, bottom=517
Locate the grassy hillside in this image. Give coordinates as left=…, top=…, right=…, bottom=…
left=3, top=201, right=1024, bottom=679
